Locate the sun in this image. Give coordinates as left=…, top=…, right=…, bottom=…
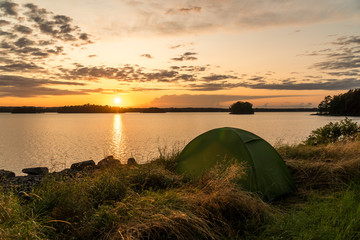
left=114, top=97, right=122, bottom=105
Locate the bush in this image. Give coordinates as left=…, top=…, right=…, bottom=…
left=304, top=118, right=359, bottom=146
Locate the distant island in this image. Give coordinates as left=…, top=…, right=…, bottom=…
left=229, top=101, right=254, bottom=114
left=10, top=107, right=44, bottom=114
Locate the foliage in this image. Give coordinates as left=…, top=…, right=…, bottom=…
left=229, top=101, right=254, bottom=114
left=304, top=118, right=359, bottom=145
left=317, top=89, right=360, bottom=116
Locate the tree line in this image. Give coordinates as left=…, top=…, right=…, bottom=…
left=318, top=89, right=360, bottom=116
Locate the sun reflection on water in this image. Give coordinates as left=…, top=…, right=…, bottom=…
left=111, top=114, right=125, bottom=158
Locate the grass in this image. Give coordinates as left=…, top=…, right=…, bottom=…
left=259, top=185, right=360, bottom=240
left=1, top=140, right=360, bottom=239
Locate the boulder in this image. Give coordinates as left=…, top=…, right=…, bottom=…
left=97, top=156, right=121, bottom=168
left=70, top=160, right=95, bottom=171
left=127, top=157, right=137, bottom=165
left=59, top=168, right=73, bottom=175
left=22, top=167, right=48, bottom=175
left=0, top=169, right=15, bottom=179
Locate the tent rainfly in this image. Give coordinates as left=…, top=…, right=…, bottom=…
left=175, top=127, right=296, bottom=201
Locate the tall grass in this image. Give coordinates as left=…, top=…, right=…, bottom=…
left=260, top=183, right=360, bottom=240
left=0, top=190, right=47, bottom=239
left=276, top=141, right=360, bottom=191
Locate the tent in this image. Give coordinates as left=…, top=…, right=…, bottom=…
left=175, top=127, right=296, bottom=201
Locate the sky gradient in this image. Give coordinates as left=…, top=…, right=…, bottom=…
left=0, top=0, right=359, bottom=108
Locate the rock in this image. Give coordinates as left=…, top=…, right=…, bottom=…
left=22, top=167, right=48, bottom=175
left=60, top=168, right=72, bottom=174
left=0, top=169, right=15, bottom=179
left=70, top=160, right=95, bottom=171
left=127, top=157, right=137, bottom=165
left=97, top=156, right=121, bottom=168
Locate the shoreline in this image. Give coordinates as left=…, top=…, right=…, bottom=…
left=0, top=156, right=135, bottom=192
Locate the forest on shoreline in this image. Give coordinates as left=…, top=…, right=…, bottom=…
left=0, top=105, right=317, bottom=114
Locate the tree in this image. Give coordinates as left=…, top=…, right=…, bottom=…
left=229, top=101, right=254, bottom=114
left=317, top=95, right=332, bottom=115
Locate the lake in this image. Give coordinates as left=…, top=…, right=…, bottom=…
left=0, top=112, right=359, bottom=174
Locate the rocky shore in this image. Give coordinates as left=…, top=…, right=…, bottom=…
left=0, top=156, right=137, bottom=193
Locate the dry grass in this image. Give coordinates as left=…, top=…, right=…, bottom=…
left=277, top=141, right=360, bottom=162
left=114, top=163, right=270, bottom=240
left=281, top=141, right=360, bottom=192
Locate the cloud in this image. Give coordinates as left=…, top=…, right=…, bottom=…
left=311, top=35, right=360, bottom=71
left=169, top=44, right=184, bottom=49
left=0, top=1, right=18, bottom=16
left=0, top=30, right=16, bottom=38
left=142, top=70, right=179, bottom=82
left=14, top=25, right=32, bottom=34
left=22, top=3, right=91, bottom=42
left=241, top=78, right=360, bottom=90
left=60, top=64, right=202, bottom=83
left=248, top=76, right=265, bottom=82
left=0, top=62, right=42, bottom=72
left=0, top=0, right=94, bottom=84
left=140, top=53, right=153, bottom=59
left=169, top=43, right=194, bottom=49
left=148, top=94, right=301, bottom=108
left=0, top=19, right=10, bottom=26
left=0, top=74, right=85, bottom=87
left=110, top=0, right=360, bottom=36
left=130, top=87, right=165, bottom=92
left=327, top=70, right=359, bottom=77
left=202, top=74, right=238, bottom=81
left=0, top=1, right=92, bottom=52
left=170, top=52, right=198, bottom=61
left=14, top=37, right=34, bottom=47
left=187, top=82, right=243, bottom=91
left=0, top=74, right=88, bottom=97
left=333, top=36, right=360, bottom=45
left=0, top=87, right=88, bottom=97
left=166, top=6, right=201, bottom=14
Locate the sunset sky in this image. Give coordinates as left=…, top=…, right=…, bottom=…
left=0, top=0, right=359, bottom=108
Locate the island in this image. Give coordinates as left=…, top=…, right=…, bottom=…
left=229, top=101, right=255, bottom=114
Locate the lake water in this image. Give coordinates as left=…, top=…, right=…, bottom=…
left=0, top=112, right=359, bottom=174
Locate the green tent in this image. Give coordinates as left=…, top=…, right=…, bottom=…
left=176, top=127, right=296, bottom=201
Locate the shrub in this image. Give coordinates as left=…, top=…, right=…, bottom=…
left=304, top=118, right=359, bottom=146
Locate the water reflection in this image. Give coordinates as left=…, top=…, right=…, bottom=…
left=111, top=114, right=125, bottom=158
